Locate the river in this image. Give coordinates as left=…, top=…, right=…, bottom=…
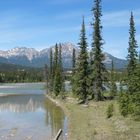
left=0, top=83, right=67, bottom=140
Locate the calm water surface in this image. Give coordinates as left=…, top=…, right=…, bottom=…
left=0, top=83, right=67, bottom=140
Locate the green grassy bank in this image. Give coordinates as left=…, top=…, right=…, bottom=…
left=47, top=95, right=140, bottom=140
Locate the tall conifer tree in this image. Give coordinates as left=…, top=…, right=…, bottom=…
left=45, top=64, right=49, bottom=93
left=53, top=43, right=64, bottom=96
left=53, top=44, right=58, bottom=75
left=71, top=48, right=76, bottom=94
left=138, top=51, right=140, bottom=64
left=59, top=43, right=65, bottom=92
left=90, top=0, right=106, bottom=101
left=72, top=48, right=76, bottom=70
left=119, top=13, right=140, bottom=117
left=127, top=12, right=138, bottom=94
left=53, top=44, right=60, bottom=96
left=50, top=48, right=53, bottom=77
left=49, top=48, right=53, bottom=92
left=73, top=17, right=89, bottom=103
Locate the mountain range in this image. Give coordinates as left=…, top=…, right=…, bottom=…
left=0, top=42, right=127, bottom=70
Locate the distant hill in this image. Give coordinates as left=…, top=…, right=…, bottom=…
left=103, top=53, right=127, bottom=70
left=0, top=42, right=127, bottom=70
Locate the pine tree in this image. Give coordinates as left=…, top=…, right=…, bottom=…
left=45, top=64, right=49, bottom=93
left=138, top=51, right=140, bottom=64
left=59, top=43, right=65, bottom=92
left=90, top=0, right=107, bottom=101
left=53, top=44, right=59, bottom=75
left=53, top=44, right=60, bottom=96
left=87, top=51, right=94, bottom=99
left=54, top=67, right=61, bottom=96
left=49, top=48, right=53, bottom=92
left=72, top=17, right=89, bottom=103
left=129, top=59, right=140, bottom=119
left=133, top=64, right=140, bottom=92
left=53, top=43, right=65, bottom=96
left=119, top=12, right=140, bottom=118
left=72, top=48, right=76, bottom=71
left=110, top=60, right=117, bottom=97
left=71, top=48, right=76, bottom=94
left=127, top=12, right=138, bottom=94
left=50, top=48, right=53, bottom=77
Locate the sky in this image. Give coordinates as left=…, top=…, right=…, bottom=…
left=0, top=0, right=140, bottom=59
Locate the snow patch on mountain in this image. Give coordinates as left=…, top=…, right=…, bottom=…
left=0, top=47, right=39, bottom=61
left=0, top=42, right=127, bottom=69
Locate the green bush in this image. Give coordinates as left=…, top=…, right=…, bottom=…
left=119, top=93, right=130, bottom=117
left=106, top=103, right=114, bottom=118
left=130, top=92, right=140, bottom=121
left=118, top=92, right=140, bottom=120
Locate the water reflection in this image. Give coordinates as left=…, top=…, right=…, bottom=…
left=0, top=95, right=44, bottom=113
left=44, top=99, right=67, bottom=139
left=0, top=83, right=45, bottom=95
left=0, top=94, right=67, bottom=140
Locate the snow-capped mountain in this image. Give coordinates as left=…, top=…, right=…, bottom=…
left=0, top=47, right=39, bottom=61
left=0, top=42, right=127, bottom=69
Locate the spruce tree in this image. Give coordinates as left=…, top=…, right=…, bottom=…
left=119, top=12, right=140, bottom=118
left=59, top=44, right=65, bottom=92
left=87, top=51, right=94, bottom=99
left=54, top=67, right=61, bottom=96
left=110, top=60, right=117, bottom=97
left=49, top=48, right=53, bottom=92
left=53, top=43, right=64, bottom=96
left=72, top=48, right=76, bottom=70
left=50, top=48, right=53, bottom=77
left=138, top=51, right=140, bottom=64
left=127, top=12, right=138, bottom=94
left=71, top=48, right=76, bottom=95
left=90, top=0, right=106, bottom=101
left=53, top=44, right=58, bottom=75
left=129, top=57, right=140, bottom=119
left=45, top=64, right=49, bottom=93
left=53, top=44, right=60, bottom=96
left=73, top=17, right=89, bottom=103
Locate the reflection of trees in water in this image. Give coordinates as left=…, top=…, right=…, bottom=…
left=0, top=94, right=66, bottom=139
left=0, top=95, right=44, bottom=113
left=44, top=98, right=65, bottom=138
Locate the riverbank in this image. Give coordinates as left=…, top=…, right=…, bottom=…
left=45, top=94, right=70, bottom=140
left=46, top=94, right=140, bottom=140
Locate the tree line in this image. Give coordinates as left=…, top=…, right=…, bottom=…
left=0, top=70, right=43, bottom=83
left=46, top=44, right=65, bottom=97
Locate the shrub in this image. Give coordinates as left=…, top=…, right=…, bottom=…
left=106, top=103, right=114, bottom=118
left=130, top=92, right=140, bottom=121
left=119, top=93, right=130, bottom=117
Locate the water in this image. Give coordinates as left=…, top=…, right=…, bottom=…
left=0, top=83, right=44, bottom=96
left=0, top=83, right=67, bottom=140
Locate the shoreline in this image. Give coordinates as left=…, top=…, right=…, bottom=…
left=45, top=94, right=70, bottom=140
left=45, top=94, right=140, bottom=140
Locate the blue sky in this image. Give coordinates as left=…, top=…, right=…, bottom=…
left=0, top=0, right=140, bottom=59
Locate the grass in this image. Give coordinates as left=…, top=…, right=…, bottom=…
left=48, top=94, right=140, bottom=140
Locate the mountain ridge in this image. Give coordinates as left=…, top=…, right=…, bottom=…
left=0, top=42, right=127, bottom=70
